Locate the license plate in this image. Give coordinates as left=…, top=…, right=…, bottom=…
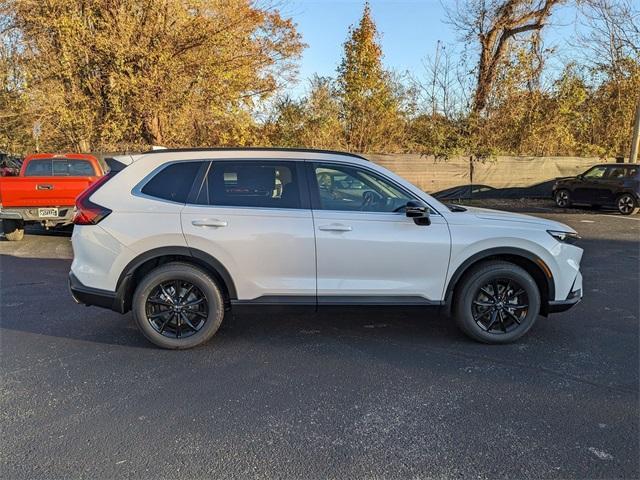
left=38, top=208, right=59, bottom=218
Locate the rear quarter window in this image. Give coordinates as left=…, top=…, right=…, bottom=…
left=141, top=162, right=202, bottom=203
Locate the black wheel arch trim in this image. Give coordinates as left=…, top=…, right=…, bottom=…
left=115, top=246, right=238, bottom=305
left=443, top=247, right=556, bottom=314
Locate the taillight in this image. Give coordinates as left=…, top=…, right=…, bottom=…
left=73, top=174, right=113, bottom=225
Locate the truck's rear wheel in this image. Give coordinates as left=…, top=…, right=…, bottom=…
left=2, top=219, right=25, bottom=241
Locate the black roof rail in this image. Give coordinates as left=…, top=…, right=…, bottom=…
left=139, top=147, right=369, bottom=161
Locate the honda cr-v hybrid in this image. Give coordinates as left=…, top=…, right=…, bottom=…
left=69, top=148, right=583, bottom=349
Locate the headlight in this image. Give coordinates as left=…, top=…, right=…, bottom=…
left=547, top=230, right=580, bottom=245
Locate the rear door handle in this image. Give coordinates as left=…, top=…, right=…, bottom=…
left=36, top=184, right=53, bottom=190
left=191, top=219, right=228, bottom=228
left=318, top=224, right=352, bottom=232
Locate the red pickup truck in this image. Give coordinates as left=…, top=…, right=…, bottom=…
left=0, top=153, right=107, bottom=241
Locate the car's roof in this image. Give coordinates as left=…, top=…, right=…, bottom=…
left=141, top=147, right=367, bottom=160
left=109, top=148, right=372, bottom=170
left=593, top=163, right=639, bottom=167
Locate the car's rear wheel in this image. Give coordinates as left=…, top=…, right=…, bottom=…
left=616, top=193, right=639, bottom=215
left=2, top=219, right=24, bottom=241
left=132, top=262, right=225, bottom=349
left=453, top=261, right=541, bottom=344
left=554, top=189, right=571, bottom=208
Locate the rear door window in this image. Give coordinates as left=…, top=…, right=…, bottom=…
left=24, top=160, right=53, bottom=176
left=606, top=166, right=638, bottom=179
left=141, top=162, right=203, bottom=203
left=195, top=161, right=301, bottom=209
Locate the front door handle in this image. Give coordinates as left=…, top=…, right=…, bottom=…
left=36, top=184, right=53, bottom=190
left=191, top=219, right=228, bottom=228
left=318, top=224, right=352, bottom=232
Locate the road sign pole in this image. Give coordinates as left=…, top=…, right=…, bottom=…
left=33, top=120, right=42, bottom=153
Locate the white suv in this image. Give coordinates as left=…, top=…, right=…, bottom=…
left=69, top=148, right=583, bottom=349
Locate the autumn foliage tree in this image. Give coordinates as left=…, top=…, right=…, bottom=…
left=0, top=0, right=303, bottom=152
left=1, top=0, right=638, bottom=159
left=336, top=2, right=404, bottom=153
left=265, top=76, right=345, bottom=150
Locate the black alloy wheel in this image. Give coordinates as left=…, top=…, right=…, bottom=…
left=145, top=280, right=209, bottom=339
left=617, top=194, right=639, bottom=215
left=133, top=263, right=226, bottom=349
left=453, top=260, right=541, bottom=344
left=554, top=189, right=571, bottom=208
left=471, top=278, right=529, bottom=334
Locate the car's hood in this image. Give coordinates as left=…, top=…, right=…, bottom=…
left=460, top=206, right=575, bottom=232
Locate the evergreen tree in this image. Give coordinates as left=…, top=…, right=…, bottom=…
left=336, top=2, right=404, bottom=153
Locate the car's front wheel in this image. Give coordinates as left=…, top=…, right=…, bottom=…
left=132, top=262, right=225, bottom=349
left=453, top=261, right=541, bottom=344
left=616, top=193, right=639, bottom=215
left=554, top=189, right=571, bottom=208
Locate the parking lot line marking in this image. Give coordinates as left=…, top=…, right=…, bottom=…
left=603, top=215, right=640, bottom=221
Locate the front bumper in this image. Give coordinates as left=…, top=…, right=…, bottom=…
left=547, top=288, right=582, bottom=313
left=547, top=270, right=582, bottom=313
left=69, top=272, right=127, bottom=313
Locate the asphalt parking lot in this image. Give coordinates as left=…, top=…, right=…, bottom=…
left=1, top=207, right=638, bottom=479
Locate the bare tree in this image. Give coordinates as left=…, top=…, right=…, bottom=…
left=447, top=0, right=563, bottom=114
left=578, top=0, right=640, bottom=78
left=576, top=0, right=640, bottom=158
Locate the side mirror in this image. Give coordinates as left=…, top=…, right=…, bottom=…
left=405, top=200, right=430, bottom=226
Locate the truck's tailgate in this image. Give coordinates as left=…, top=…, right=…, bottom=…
left=0, top=176, right=97, bottom=207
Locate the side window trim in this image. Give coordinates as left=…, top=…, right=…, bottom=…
left=185, top=159, right=311, bottom=210
left=305, top=161, right=441, bottom=216
left=187, top=161, right=213, bottom=205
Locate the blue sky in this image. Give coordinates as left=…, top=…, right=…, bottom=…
left=284, top=0, right=581, bottom=97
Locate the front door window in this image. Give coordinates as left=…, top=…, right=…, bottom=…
left=313, top=164, right=413, bottom=212
left=583, top=166, right=607, bottom=179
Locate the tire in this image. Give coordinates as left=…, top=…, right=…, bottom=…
left=132, top=262, right=225, bottom=349
left=453, top=261, right=541, bottom=344
left=2, top=219, right=25, bottom=241
left=554, top=189, right=571, bottom=208
left=616, top=193, right=639, bottom=215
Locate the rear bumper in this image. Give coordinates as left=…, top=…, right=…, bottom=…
left=0, top=206, right=75, bottom=225
left=0, top=210, right=23, bottom=220
left=69, top=272, right=127, bottom=313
